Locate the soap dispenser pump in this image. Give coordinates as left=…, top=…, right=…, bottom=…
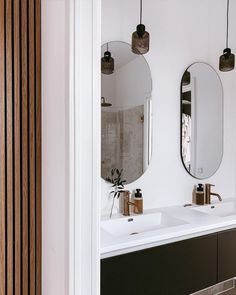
left=134, top=189, right=143, bottom=214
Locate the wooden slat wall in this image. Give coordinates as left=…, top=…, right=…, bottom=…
left=35, top=1, right=41, bottom=293
left=0, top=1, right=6, bottom=294
left=6, top=0, right=14, bottom=294
left=13, top=0, right=21, bottom=293
left=0, top=0, right=41, bottom=294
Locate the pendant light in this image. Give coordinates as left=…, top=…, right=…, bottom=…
left=101, top=43, right=114, bottom=75
left=219, top=0, right=235, bottom=72
left=131, top=0, right=150, bottom=55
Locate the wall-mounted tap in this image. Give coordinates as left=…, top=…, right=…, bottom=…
left=121, top=191, right=136, bottom=216
left=205, top=184, right=222, bottom=204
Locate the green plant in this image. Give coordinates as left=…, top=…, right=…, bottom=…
left=106, top=168, right=126, bottom=218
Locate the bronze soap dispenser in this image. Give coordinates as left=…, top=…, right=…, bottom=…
left=134, top=189, right=143, bottom=214
left=195, top=184, right=205, bottom=205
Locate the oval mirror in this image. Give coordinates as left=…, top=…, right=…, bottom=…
left=101, top=41, right=152, bottom=184
left=181, top=62, right=223, bottom=179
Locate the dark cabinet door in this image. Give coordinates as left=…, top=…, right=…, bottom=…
left=218, top=229, right=236, bottom=282
left=101, top=234, right=217, bottom=295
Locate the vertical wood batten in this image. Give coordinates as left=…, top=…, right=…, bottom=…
left=35, top=0, right=41, bottom=294
left=0, top=0, right=5, bottom=294
left=21, top=0, right=29, bottom=293
left=6, top=0, right=14, bottom=294
left=29, top=0, right=36, bottom=293
left=0, top=0, right=41, bottom=292
left=13, top=0, right=21, bottom=294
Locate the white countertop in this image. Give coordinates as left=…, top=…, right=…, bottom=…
left=101, top=198, right=236, bottom=259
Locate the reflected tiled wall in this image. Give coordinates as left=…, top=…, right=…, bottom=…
left=101, top=105, right=144, bottom=183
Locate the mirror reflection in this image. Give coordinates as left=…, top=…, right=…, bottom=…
left=181, top=63, right=223, bottom=179
left=101, top=41, right=152, bottom=184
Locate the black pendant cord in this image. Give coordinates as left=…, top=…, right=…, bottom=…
left=226, top=0, right=229, bottom=48
left=140, top=0, right=142, bottom=24
left=106, top=43, right=108, bottom=52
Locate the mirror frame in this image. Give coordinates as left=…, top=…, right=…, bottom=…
left=101, top=41, right=153, bottom=184
left=180, top=62, right=224, bottom=179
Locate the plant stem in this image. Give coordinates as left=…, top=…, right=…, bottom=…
left=110, top=197, right=115, bottom=218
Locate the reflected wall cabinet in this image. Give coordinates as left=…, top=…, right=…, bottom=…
left=0, top=0, right=41, bottom=294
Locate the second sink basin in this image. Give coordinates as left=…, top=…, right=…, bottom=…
left=192, top=201, right=236, bottom=217
left=101, top=212, right=187, bottom=238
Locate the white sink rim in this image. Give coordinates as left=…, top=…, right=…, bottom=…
left=101, top=212, right=187, bottom=238
left=191, top=201, right=236, bottom=217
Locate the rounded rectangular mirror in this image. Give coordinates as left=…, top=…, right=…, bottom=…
left=101, top=41, right=152, bottom=184
left=181, top=62, right=223, bottom=179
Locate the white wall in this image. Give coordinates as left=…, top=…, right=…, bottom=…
left=101, top=0, right=236, bottom=215
left=42, top=0, right=69, bottom=294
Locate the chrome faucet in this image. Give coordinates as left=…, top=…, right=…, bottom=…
left=205, top=184, right=222, bottom=204
left=121, top=190, right=135, bottom=216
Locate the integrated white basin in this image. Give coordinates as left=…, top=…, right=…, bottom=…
left=192, top=201, right=236, bottom=217
left=101, top=212, right=187, bottom=238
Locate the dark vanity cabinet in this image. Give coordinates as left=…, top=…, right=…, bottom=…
left=101, top=234, right=218, bottom=295
left=101, top=229, right=236, bottom=295
left=218, top=229, right=236, bottom=282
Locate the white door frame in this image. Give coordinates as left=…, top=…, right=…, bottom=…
left=68, top=0, right=101, bottom=294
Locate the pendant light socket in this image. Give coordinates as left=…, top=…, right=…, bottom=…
left=137, top=24, right=146, bottom=37
left=219, top=48, right=235, bottom=72
left=101, top=46, right=114, bottom=75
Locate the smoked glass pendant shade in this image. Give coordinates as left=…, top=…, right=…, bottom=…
left=219, top=48, right=235, bottom=72
left=101, top=50, right=114, bottom=75
left=132, top=24, right=150, bottom=55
